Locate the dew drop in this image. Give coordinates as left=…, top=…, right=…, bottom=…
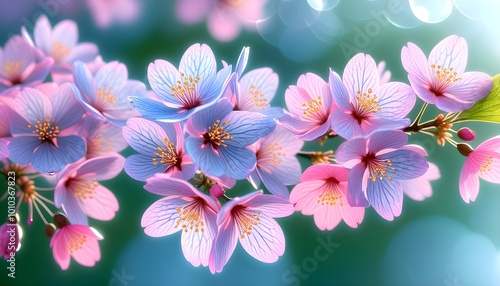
left=45, top=171, right=56, bottom=176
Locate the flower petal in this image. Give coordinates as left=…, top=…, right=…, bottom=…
left=185, top=136, right=226, bottom=177
left=368, top=130, right=408, bottom=154
left=124, top=154, right=166, bottom=182
left=335, top=137, right=366, bottom=167
left=239, top=213, right=285, bottom=263
left=219, top=145, right=256, bottom=180
left=122, top=117, right=169, bottom=154
left=330, top=109, right=364, bottom=139
left=375, top=82, right=415, bottom=119
left=329, top=69, right=351, bottom=111
left=459, top=161, right=480, bottom=203
left=7, top=136, right=39, bottom=164
left=77, top=184, right=118, bottom=221
left=428, top=35, right=467, bottom=74
left=401, top=42, right=432, bottom=85
left=180, top=43, right=216, bottom=82
left=181, top=207, right=217, bottom=267
left=444, top=71, right=492, bottom=103
left=343, top=53, right=379, bottom=100
left=366, top=178, right=403, bottom=221
left=238, top=68, right=278, bottom=112
left=141, top=197, right=185, bottom=237
left=32, top=135, right=86, bottom=174
left=245, top=193, right=294, bottom=218
left=347, top=163, right=370, bottom=207
left=378, top=149, right=429, bottom=180
left=209, top=218, right=238, bottom=273
left=225, top=111, right=276, bottom=147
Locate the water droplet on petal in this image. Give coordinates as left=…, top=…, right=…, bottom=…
left=45, top=171, right=56, bottom=176
left=130, top=101, right=135, bottom=108
left=408, top=0, right=453, bottom=24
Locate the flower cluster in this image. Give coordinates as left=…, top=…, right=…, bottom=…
left=0, top=15, right=138, bottom=270
left=2, top=14, right=500, bottom=274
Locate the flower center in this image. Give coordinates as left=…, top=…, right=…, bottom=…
left=202, top=119, right=233, bottom=150
left=175, top=199, right=206, bottom=233
left=170, top=72, right=201, bottom=109
left=480, top=156, right=493, bottom=173
left=302, top=96, right=323, bottom=118
left=431, top=64, right=462, bottom=86
left=4, top=60, right=23, bottom=83
left=50, top=40, right=71, bottom=60
left=363, top=153, right=396, bottom=182
left=28, top=115, right=60, bottom=142
left=70, top=178, right=98, bottom=200
left=232, top=206, right=261, bottom=239
left=317, top=178, right=343, bottom=206
left=66, top=231, right=87, bottom=254
left=89, top=131, right=113, bottom=154
left=152, top=137, right=182, bottom=171
left=353, top=88, right=381, bottom=123
left=246, top=85, right=269, bottom=110
left=97, top=84, right=117, bottom=109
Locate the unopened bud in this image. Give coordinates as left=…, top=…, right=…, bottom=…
left=44, top=223, right=56, bottom=237
left=209, top=184, right=225, bottom=199
left=53, top=212, right=69, bottom=229
left=457, top=127, right=476, bottom=141
left=457, top=143, right=474, bottom=157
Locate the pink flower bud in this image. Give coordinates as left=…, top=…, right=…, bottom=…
left=209, top=184, right=225, bottom=199
left=457, top=128, right=476, bottom=141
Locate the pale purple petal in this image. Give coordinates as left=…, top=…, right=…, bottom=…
left=444, top=71, right=492, bottom=102
left=428, top=35, right=467, bottom=75
left=366, top=178, right=403, bottom=221
left=141, top=197, right=185, bottom=237
left=375, top=82, right=415, bottom=119
left=343, top=53, right=379, bottom=100
left=238, top=213, right=285, bottom=263
left=335, top=137, right=366, bottom=167
left=209, top=218, right=238, bottom=273
left=368, top=130, right=408, bottom=154
left=347, top=163, right=370, bottom=207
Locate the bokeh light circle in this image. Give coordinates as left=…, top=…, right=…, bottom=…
left=307, top=0, right=340, bottom=12
left=408, top=0, right=454, bottom=24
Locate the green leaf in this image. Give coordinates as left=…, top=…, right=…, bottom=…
left=456, top=74, right=500, bottom=123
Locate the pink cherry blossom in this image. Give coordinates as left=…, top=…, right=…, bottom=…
left=459, top=137, right=500, bottom=203
left=209, top=190, right=294, bottom=273
left=290, top=164, right=364, bottom=231
left=50, top=224, right=103, bottom=270
left=401, top=35, right=492, bottom=112
left=329, top=53, right=415, bottom=139
left=280, top=72, right=337, bottom=141
left=87, top=0, right=141, bottom=28
left=176, top=0, right=267, bottom=42
left=0, top=35, right=53, bottom=96
left=141, top=175, right=220, bottom=267
left=23, top=15, right=98, bottom=74
left=249, top=124, right=303, bottom=198
left=54, top=155, right=124, bottom=225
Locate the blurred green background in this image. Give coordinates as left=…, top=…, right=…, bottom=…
left=1, top=0, right=500, bottom=285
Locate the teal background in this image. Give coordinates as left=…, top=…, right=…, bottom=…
left=1, top=0, right=500, bottom=285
